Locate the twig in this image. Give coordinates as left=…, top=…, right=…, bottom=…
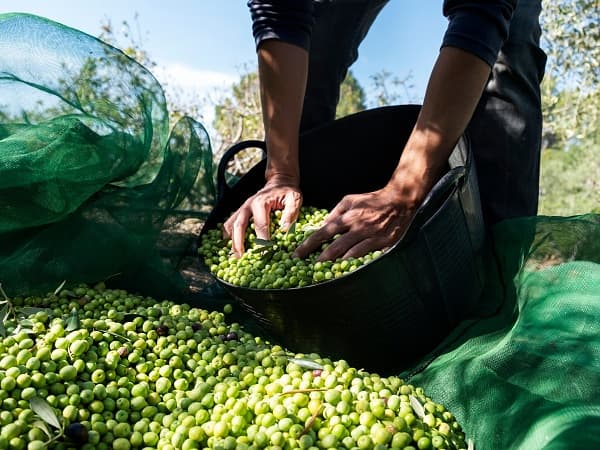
left=299, top=404, right=324, bottom=437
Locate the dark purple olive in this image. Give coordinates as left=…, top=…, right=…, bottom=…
left=225, top=331, right=238, bottom=341
left=65, top=422, right=89, bottom=446
left=156, top=325, right=169, bottom=336
left=192, top=323, right=202, bottom=332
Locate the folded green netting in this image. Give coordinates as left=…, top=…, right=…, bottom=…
left=404, top=214, right=600, bottom=450
left=0, top=13, right=216, bottom=297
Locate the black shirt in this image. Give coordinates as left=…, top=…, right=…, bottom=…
left=247, top=0, right=518, bottom=68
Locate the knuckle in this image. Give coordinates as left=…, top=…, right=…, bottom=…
left=254, top=223, right=269, bottom=234
left=232, top=215, right=246, bottom=227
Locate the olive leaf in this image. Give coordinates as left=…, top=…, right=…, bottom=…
left=468, top=438, right=475, bottom=450
left=409, top=395, right=426, bottom=419
left=0, top=303, right=9, bottom=323
left=65, top=307, right=80, bottom=332
left=0, top=283, right=9, bottom=301
left=247, top=240, right=277, bottom=261
left=17, top=318, right=34, bottom=328
left=103, top=330, right=131, bottom=343
left=30, top=397, right=62, bottom=429
left=0, top=301, right=9, bottom=338
left=287, top=357, right=324, bottom=371
left=59, top=290, right=77, bottom=299
left=17, top=307, right=51, bottom=318
left=53, top=280, right=67, bottom=297
left=254, top=238, right=274, bottom=247
left=258, top=248, right=277, bottom=261
left=32, top=420, right=53, bottom=439
left=284, top=221, right=297, bottom=235
left=13, top=324, right=35, bottom=335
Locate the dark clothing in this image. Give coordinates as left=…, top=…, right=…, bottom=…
left=248, top=0, right=316, bottom=52
left=465, top=0, right=546, bottom=224
left=246, top=0, right=546, bottom=226
left=442, top=0, right=517, bottom=67
left=248, top=0, right=518, bottom=68
left=298, top=0, right=389, bottom=132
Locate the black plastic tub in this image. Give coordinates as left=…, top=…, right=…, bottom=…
left=199, top=105, right=487, bottom=373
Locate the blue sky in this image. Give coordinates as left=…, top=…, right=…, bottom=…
left=3, top=1, right=448, bottom=121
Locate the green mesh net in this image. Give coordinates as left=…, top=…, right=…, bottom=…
left=2, top=12, right=600, bottom=450
left=404, top=214, right=600, bottom=449
left=0, top=13, right=216, bottom=298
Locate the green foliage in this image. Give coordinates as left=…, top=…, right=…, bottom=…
left=539, top=136, right=600, bottom=216
left=98, top=17, right=204, bottom=128
left=335, top=71, right=366, bottom=118
left=540, top=0, right=600, bottom=148
left=541, top=0, right=599, bottom=89
left=211, top=68, right=369, bottom=177
left=98, top=16, right=155, bottom=71
left=368, top=70, right=417, bottom=108
left=211, top=68, right=263, bottom=170
left=538, top=0, right=600, bottom=215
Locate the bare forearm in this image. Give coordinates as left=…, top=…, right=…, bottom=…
left=257, top=40, right=308, bottom=187
left=388, top=46, right=491, bottom=206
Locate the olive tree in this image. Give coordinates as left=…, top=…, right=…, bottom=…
left=540, top=0, right=600, bottom=147
left=211, top=69, right=368, bottom=177
left=537, top=0, right=600, bottom=215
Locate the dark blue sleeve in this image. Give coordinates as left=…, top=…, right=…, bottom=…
left=442, top=0, right=518, bottom=67
left=247, top=0, right=315, bottom=51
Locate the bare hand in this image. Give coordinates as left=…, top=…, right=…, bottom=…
left=293, top=186, right=418, bottom=261
left=223, top=179, right=302, bottom=257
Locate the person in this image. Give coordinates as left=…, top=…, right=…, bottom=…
left=224, top=0, right=546, bottom=261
